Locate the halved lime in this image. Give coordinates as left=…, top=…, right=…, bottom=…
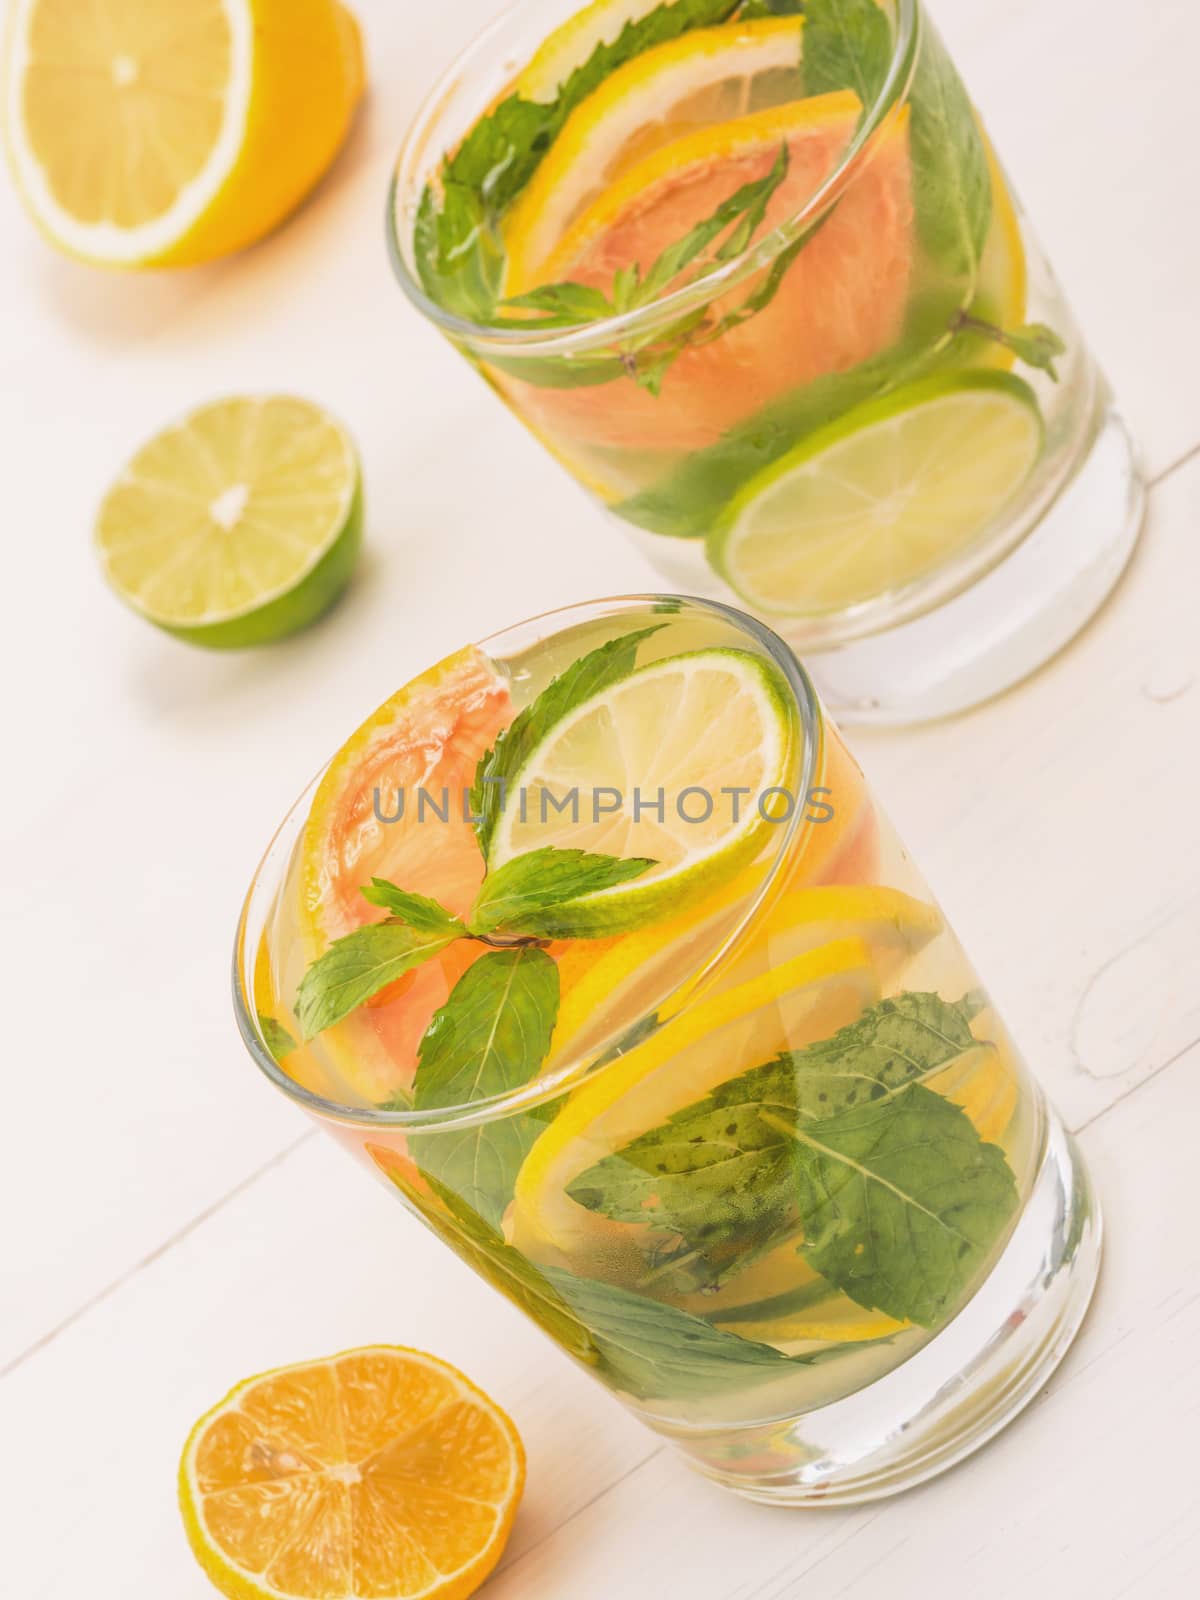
left=487, top=647, right=796, bottom=935
left=94, top=396, right=363, bottom=648
left=709, top=371, right=1043, bottom=616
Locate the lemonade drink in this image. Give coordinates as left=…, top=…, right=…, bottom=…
left=390, top=1, right=1142, bottom=720
left=238, top=598, right=1097, bottom=1500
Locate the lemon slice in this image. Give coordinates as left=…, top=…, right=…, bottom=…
left=94, top=395, right=362, bottom=648
left=3, top=0, right=363, bottom=267
left=511, top=937, right=880, bottom=1269
left=517, top=0, right=663, bottom=101
left=504, top=15, right=804, bottom=290
left=929, top=1006, right=1021, bottom=1146
left=715, top=1294, right=908, bottom=1346
left=487, top=647, right=796, bottom=935
left=550, top=867, right=759, bottom=1061
left=722, top=884, right=943, bottom=992
left=552, top=881, right=940, bottom=1063
left=710, top=371, right=1044, bottom=616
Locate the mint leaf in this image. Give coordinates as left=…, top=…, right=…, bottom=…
left=803, top=0, right=894, bottom=111
left=471, top=625, right=663, bottom=855
left=415, top=0, right=742, bottom=321
left=540, top=1267, right=816, bottom=1398
left=909, top=22, right=991, bottom=286
left=383, top=1169, right=601, bottom=1362
left=739, top=1, right=804, bottom=16
left=500, top=281, right=617, bottom=327
left=409, top=948, right=559, bottom=1226
left=470, top=848, right=655, bottom=939
left=258, top=1014, right=297, bottom=1063
left=359, top=879, right=466, bottom=937
left=380, top=1166, right=881, bottom=1400
left=640, top=143, right=790, bottom=296
left=773, top=1082, right=1017, bottom=1326
left=569, top=992, right=1007, bottom=1314
left=296, top=921, right=462, bottom=1040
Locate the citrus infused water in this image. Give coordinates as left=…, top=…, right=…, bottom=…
left=392, top=2, right=1142, bottom=721
left=244, top=599, right=1054, bottom=1484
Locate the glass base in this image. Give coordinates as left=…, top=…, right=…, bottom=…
left=798, top=394, right=1145, bottom=725
left=659, top=1114, right=1101, bottom=1505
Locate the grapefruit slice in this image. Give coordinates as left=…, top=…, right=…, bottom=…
left=297, top=647, right=512, bottom=1100
left=496, top=94, right=913, bottom=454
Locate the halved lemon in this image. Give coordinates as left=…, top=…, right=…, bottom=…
left=710, top=370, right=1043, bottom=616
left=180, top=1346, right=525, bottom=1600
left=505, top=15, right=804, bottom=289
left=510, top=937, right=880, bottom=1270
left=3, top=0, right=363, bottom=267
left=94, top=395, right=363, bottom=648
left=486, top=646, right=796, bottom=936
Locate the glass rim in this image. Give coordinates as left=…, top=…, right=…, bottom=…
left=233, top=594, right=825, bottom=1134
left=386, top=0, right=920, bottom=354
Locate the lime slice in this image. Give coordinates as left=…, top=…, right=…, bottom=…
left=511, top=938, right=880, bottom=1271
left=94, top=396, right=362, bottom=648
left=709, top=371, right=1043, bottom=616
left=486, top=647, right=796, bottom=935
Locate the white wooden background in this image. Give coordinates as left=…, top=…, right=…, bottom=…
left=2, top=1, right=1198, bottom=1593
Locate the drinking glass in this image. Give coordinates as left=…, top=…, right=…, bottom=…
left=235, top=594, right=1100, bottom=1503
left=388, top=0, right=1143, bottom=723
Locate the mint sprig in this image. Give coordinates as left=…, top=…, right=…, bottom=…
left=414, top=0, right=742, bottom=322
left=497, top=144, right=794, bottom=395
left=295, top=626, right=668, bottom=1038
left=570, top=992, right=1017, bottom=1322
left=409, top=948, right=559, bottom=1226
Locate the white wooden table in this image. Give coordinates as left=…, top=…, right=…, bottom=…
left=2, top=2, right=1198, bottom=1593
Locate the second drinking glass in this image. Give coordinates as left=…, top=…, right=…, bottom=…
left=389, top=0, right=1143, bottom=722
left=237, top=594, right=1100, bottom=1504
